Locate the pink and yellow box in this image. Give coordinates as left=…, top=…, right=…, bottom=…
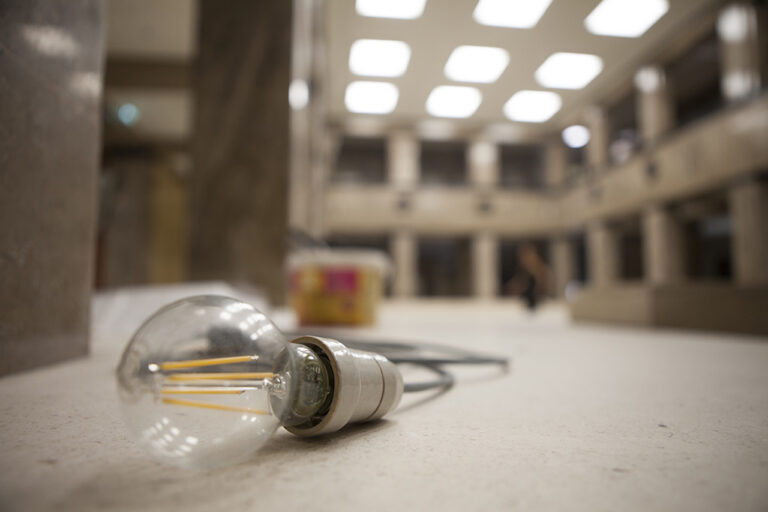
left=288, top=250, right=390, bottom=326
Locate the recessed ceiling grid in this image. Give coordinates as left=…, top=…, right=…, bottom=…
left=326, top=0, right=724, bottom=134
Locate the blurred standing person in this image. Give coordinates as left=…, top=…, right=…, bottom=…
left=505, top=243, right=550, bottom=310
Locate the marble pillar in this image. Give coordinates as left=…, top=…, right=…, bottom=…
left=472, top=232, right=498, bottom=299
left=545, top=139, right=568, bottom=189
left=388, top=130, right=420, bottom=190
left=729, top=179, right=768, bottom=285
left=392, top=231, right=417, bottom=298
left=584, top=106, right=610, bottom=174
left=0, top=0, right=104, bottom=376
left=190, top=0, right=292, bottom=305
left=643, top=204, right=685, bottom=286
left=468, top=139, right=499, bottom=189
left=550, top=237, right=574, bottom=299
left=635, top=66, right=675, bottom=147
left=587, top=221, right=618, bottom=288
left=718, top=3, right=763, bottom=102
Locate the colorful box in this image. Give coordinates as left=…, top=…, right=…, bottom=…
left=288, top=250, right=390, bottom=326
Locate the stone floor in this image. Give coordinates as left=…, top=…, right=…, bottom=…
left=1, top=285, right=767, bottom=511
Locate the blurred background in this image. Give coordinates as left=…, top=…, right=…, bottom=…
left=2, top=0, right=767, bottom=375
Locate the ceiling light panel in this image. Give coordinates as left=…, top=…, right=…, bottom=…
left=535, top=52, right=603, bottom=89
left=503, top=90, right=561, bottom=123
left=345, top=81, right=399, bottom=114
left=634, top=66, right=665, bottom=93
left=444, top=46, right=509, bottom=83
left=717, top=4, right=754, bottom=43
left=473, top=0, right=553, bottom=29
left=562, top=125, right=591, bottom=148
left=426, top=86, right=482, bottom=118
left=356, top=0, right=427, bottom=19
left=585, top=0, right=669, bottom=38
left=349, top=39, right=411, bottom=77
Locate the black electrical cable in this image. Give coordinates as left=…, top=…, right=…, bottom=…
left=400, top=363, right=455, bottom=393
left=284, top=332, right=509, bottom=393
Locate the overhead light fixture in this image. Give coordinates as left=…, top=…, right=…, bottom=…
left=561, top=125, right=590, bottom=148
left=717, top=4, right=755, bottom=44
left=473, top=0, right=553, bottom=29
left=356, top=0, right=427, bottom=19
left=722, top=70, right=759, bottom=101
left=349, top=39, right=411, bottom=78
left=289, top=79, right=309, bottom=110
left=634, top=66, right=665, bottom=93
left=444, top=45, right=509, bottom=83
left=345, top=81, right=399, bottom=114
left=426, top=86, right=482, bottom=118
left=585, top=0, right=669, bottom=38
left=117, top=103, right=140, bottom=126
left=503, top=90, right=561, bottom=123
left=535, top=52, right=603, bottom=89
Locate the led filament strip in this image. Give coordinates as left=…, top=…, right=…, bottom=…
left=154, top=355, right=273, bottom=415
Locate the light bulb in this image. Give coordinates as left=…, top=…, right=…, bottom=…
left=116, top=295, right=403, bottom=469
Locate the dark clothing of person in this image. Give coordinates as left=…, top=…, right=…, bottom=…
left=521, top=269, right=537, bottom=310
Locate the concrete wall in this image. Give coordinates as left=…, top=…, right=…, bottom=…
left=573, top=284, right=768, bottom=336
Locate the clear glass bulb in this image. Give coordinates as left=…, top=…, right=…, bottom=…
left=116, top=295, right=331, bottom=469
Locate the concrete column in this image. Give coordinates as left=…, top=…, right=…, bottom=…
left=100, top=160, right=151, bottom=287
left=584, top=106, right=610, bottom=174
left=392, top=231, right=417, bottom=297
left=718, top=3, right=762, bottom=102
left=545, top=139, right=568, bottom=188
left=472, top=232, right=498, bottom=299
left=0, top=0, right=104, bottom=376
left=468, top=139, right=499, bottom=189
left=550, top=237, right=574, bottom=298
left=643, top=204, right=685, bottom=286
left=388, top=130, right=420, bottom=190
left=190, top=0, right=292, bottom=304
left=289, top=0, right=328, bottom=240
left=729, top=179, right=768, bottom=285
left=635, top=66, right=675, bottom=147
left=587, top=221, right=619, bottom=287
left=149, top=154, right=189, bottom=284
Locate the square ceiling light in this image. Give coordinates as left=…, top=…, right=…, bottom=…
left=345, top=81, right=399, bottom=114
left=535, top=52, right=603, bottom=89
left=503, top=90, right=561, bottom=122
left=473, top=0, right=553, bottom=29
left=444, top=46, right=509, bottom=83
left=426, top=86, right=482, bottom=118
left=585, top=0, right=669, bottom=38
left=356, top=0, right=427, bottom=19
left=349, top=39, right=411, bottom=77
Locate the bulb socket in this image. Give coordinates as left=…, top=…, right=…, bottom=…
left=284, top=336, right=403, bottom=436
